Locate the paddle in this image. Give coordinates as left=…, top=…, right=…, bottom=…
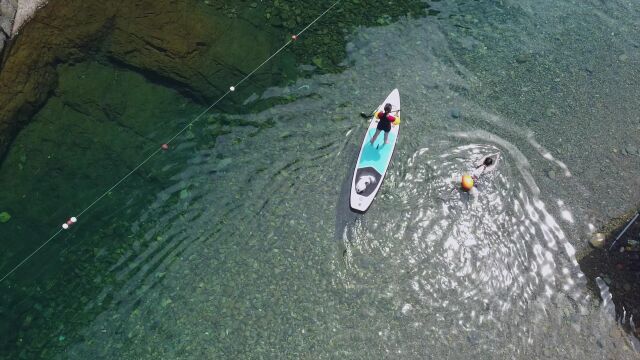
left=359, top=109, right=401, bottom=118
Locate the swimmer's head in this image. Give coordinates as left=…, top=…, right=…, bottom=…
left=484, top=157, right=493, bottom=166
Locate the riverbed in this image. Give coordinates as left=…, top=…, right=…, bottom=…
left=0, top=0, right=639, bottom=358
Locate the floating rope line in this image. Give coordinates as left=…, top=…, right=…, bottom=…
left=0, top=229, right=64, bottom=283
left=608, top=212, right=640, bottom=252
left=0, top=0, right=342, bottom=284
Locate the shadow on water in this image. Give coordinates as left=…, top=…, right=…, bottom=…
left=334, top=143, right=361, bottom=260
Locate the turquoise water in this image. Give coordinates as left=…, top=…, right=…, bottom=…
left=1, top=0, right=640, bottom=358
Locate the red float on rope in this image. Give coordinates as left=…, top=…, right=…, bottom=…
left=291, top=34, right=298, bottom=41
left=62, top=217, right=77, bottom=230
left=161, top=144, right=169, bottom=150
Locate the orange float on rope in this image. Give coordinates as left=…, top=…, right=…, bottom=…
left=461, top=174, right=474, bottom=191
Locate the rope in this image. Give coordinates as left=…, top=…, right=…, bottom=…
left=0, top=0, right=342, bottom=284
left=0, top=229, right=64, bottom=283
left=608, top=212, right=639, bottom=251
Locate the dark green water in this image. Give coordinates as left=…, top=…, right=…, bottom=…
left=1, top=0, right=640, bottom=358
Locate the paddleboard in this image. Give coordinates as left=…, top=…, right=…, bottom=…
left=350, top=89, right=400, bottom=213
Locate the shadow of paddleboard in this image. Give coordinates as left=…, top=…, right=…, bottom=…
left=334, top=144, right=363, bottom=260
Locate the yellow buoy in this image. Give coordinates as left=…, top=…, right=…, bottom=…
left=461, top=174, right=474, bottom=191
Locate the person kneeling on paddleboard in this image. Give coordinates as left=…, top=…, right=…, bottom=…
left=370, top=103, right=397, bottom=145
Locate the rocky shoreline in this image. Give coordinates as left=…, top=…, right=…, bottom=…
left=578, top=207, right=640, bottom=338
left=12, top=0, right=47, bottom=35
left=0, top=0, right=46, bottom=57
left=0, top=0, right=17, bottom=57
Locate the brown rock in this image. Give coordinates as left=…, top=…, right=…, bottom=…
left=0, top=0, right=284, bottom=162
left=106, top=4, right=279, bottom=101
left=0, top=0, right=112, bottom=161
left=589, top=232, right=606, bottom=248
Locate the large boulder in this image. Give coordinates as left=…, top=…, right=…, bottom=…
left=106, top=1, right=281, bottom=102
left=0, top=0, right=284, bottom=162
left=0, top=0, right=114, bottom=162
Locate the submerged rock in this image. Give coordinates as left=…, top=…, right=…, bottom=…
left=515, top=53, right=531, bottom=64
left=215, top=157, right=232, bottom=171
left=0, top=0, right=429, bottom=164
left=546, top=169, right=557, bottom=180
left=179, top=189, right=189, bottom=200
left=0, top=0, right=286, bottom=162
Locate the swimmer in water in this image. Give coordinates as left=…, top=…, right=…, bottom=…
left=471, top=156, right=494, bottom=181
left=459, top=153, right=500, bottom=193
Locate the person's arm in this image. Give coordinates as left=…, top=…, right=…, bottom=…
left=386, top=114, right=400, bottom=125
left=472, top=165, right=485, bottom=180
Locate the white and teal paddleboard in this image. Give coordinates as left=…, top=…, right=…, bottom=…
left=350, top=89, right=400, bottom=213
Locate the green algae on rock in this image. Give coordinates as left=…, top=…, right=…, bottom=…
left=0, top=0, right=430, bottom=163
left=0, top=0, right=290, bottom=163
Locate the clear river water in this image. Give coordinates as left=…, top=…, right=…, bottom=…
left=1, top=0, right=640, bottom=358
